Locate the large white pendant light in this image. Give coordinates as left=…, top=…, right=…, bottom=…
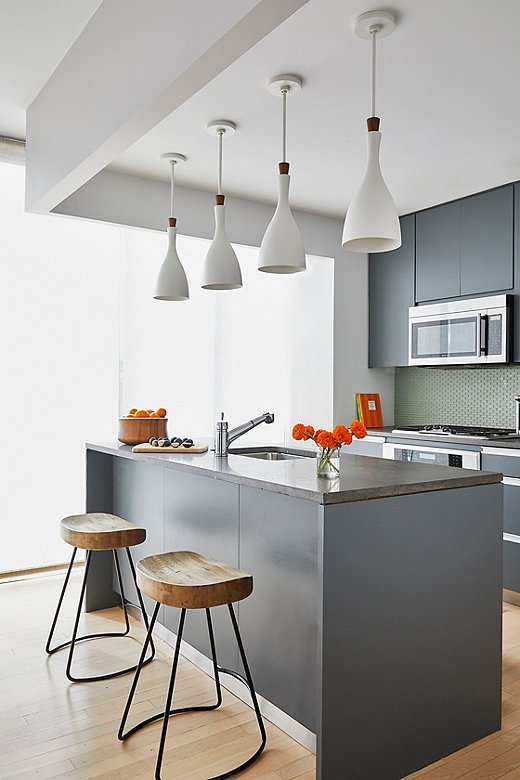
left=342, top=10, right=401, bottom=253
left=201, top=120, right=242, bottom=291
left=154, top=152, right=189, bottom=301
left=259, top=74, right=306, bottom=274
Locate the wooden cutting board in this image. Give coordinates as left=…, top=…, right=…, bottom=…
left=132, top=443, right=208, bottom=454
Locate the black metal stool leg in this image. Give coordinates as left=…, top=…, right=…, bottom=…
left=118, top=600, right=161, bottom=740
left=119, top=607, right=223, bottom=747
left=155, top=608, right=186, bottom=779
left=126, top=547, right=156, bottom=661
left=113, top=548, right=131, bottom=636
left=66, top=550, right=93, bottom=681
left=45, top=547, right=78, bottom=654
left=118, top=604, right=266, bottom=779
left=206, top=608, right=223, bottom=708
left=218, top=603, right=267, bottom=777
left=46, top=544, right=156, bottom=683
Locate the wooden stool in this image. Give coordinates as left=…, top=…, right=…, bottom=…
left=45, top=513, right=155, bottom=682
left=118, top=551, right=266, bottom=779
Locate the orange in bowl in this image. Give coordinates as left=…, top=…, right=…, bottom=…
left=128, top=407, right=138, bottom=415
left=135, top=410, right=149, bottom=418
left=156, top=408, right=167, bottom=418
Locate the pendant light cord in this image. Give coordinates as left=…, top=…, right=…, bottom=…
left=170, top=161, right=175, bottom=217
left=370, top=25, right=378, bottom=117
left=217, top=129, right=224, bottom=195
left=281, top=87, right=288, bottom=163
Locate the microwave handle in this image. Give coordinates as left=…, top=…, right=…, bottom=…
left=480, top=314, right=488, bottom=355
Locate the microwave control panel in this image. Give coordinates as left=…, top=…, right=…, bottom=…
left=487, top=314, right=503, bottom=356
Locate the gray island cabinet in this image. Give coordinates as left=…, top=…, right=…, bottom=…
left=85, top=442, right=503, bottom=780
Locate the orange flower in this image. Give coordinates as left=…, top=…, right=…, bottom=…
left=333, top=424, right=352, bottom=445
left=303, top=425, right=315, bottom=439
left=316, top=430, right=338, bottom=449
left=350, top=420, right=367, bottom=439
left=315, top=429, right=325, bottom=439
left=292, top=423, right=307, bottom=441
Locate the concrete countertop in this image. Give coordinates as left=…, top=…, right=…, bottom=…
left=368, top=427, right=520, bottom=449
left=86, top=441, right=501, bottom=505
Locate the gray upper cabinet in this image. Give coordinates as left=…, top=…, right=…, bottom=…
left=415, top=185, right=514, bottom=304
left=461, top=186, right=514, bottom=296
left=415, top=202, right=461, bottom=302
left=369, top=214, right=415, bottom=367
left=370, top=182, right=518, bottom=367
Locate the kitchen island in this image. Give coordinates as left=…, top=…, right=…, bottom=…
left=85, top=441, right=503, bottom=780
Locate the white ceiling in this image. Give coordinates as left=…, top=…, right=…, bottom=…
left=2, top=0, right=520, bottom=218
left=0, top=0, right=102, bottom=139
left=107, top=0, right=520, bottom=217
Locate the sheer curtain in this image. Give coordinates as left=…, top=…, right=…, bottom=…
left=0, top=161, right=119, bottom=572
left=119, top=230, right=334, bottom=445
left=1, top=158, right=334, bottom=573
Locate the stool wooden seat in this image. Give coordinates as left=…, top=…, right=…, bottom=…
left=137, top=551, right=253, bottom=609
left=60, top=512, right=146, bottom=551
left=119, top=550, right=266, bottom=779
left=46, top=512, right=154, bottom=683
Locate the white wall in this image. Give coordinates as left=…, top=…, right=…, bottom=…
left=56, top=169, right=395, bottom=425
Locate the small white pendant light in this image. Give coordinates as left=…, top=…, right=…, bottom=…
left=259, top=74, right=306, bottom=274
left=201, top=120, right=242, bottom=291
left=154, top=152, right=189, bottom=301
left=342, top=10, right=401, bottom=253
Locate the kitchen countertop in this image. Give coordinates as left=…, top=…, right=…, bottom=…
left=87, top=441, right=501, bottom=505
left=368, top=426, right=520, bottom=449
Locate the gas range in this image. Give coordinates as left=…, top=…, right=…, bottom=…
left=392, top=424, right=520, bottom=440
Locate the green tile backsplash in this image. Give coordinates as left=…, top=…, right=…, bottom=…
left=395, top=366, right=520, bottom=428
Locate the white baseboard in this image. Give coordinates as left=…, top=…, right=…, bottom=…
left=152, top=620, right=317, bottom=754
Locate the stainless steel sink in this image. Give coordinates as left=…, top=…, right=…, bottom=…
left=229, top=447, right=312, bottom=461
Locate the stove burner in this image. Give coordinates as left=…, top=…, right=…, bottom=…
left=392, top=424, right=518, bottom=439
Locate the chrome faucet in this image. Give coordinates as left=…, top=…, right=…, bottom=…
left=515, top=396, right=520, bottom=435
left=215, top=411, right=275, bottom=456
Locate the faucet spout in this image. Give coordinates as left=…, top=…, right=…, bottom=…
left=215, top=412, right=275, bottom=456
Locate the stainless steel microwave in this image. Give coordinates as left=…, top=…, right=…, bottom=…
left=408, top=294, right=511, bottom=366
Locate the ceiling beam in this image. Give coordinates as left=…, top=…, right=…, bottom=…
left=25, top=0, right=309, bottom=214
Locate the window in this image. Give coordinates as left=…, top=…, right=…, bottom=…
left=1, top=157, right=333, bottom=573
left=119, top=230, right=334, bottom=444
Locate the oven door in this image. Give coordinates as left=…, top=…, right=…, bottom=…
left=409, top=311, right=482, bottom=365
left=382, top=443, right=480, bottom=470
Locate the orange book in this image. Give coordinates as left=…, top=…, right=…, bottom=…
left=356, top=393, right=383, bottom=428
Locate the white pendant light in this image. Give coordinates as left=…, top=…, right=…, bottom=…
left=259, top=74, right=306, bottom=274
left=154, top=152, right=189, bottom=301
left=201, top=120, right=242, bottom=291
left=342, top=10, right=401, bottom=254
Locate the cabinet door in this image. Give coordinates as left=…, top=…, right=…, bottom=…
left=163, top=469, right=240, bottom=671
left=415, top=201, right=461, bottom=302
left=369, top=214, right=415, bottom=367
left=504, top=480, right=520, bottom=535
left=513, top=184, right=520, bottom=361
left=461, top=186, right=513, bottom=296
left=504, top=539, right=520, bottom=593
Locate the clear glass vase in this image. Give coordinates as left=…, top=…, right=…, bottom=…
left=316, top=446, right=341, bottom=478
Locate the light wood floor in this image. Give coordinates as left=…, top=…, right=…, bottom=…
left=3, top=578, right=520, bottom=779
left=0, top=573, right=315, bottom=779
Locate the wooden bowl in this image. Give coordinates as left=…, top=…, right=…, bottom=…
left=118, top=417, right=169, bottom=445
